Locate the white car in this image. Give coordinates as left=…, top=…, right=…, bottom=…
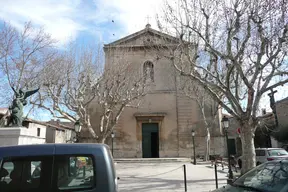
left=238, top=148, right=288, bottom=168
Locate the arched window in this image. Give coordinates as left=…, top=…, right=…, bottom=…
left=143, top=61, right=154, bottom=83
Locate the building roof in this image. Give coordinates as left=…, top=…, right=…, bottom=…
left=276, top=96, right=288, bottom=104
left=222, top=112, right=273, bottom=118
left=104, top=24, right=180, bottom=48
left=0, top=108, right=74, bottom=130
left=24, top=118, right=73, bottom=130
left=47, top=120, right=74, bottom=130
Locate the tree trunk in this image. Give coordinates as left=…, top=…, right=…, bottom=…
left=98, top=137, right=106, bottom=144
left=204, top=128, right=211, bottom=161
left=240, top=122, right=256, bottom=174
left=94, top=135, right=106, bottom=144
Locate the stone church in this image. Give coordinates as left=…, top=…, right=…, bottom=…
left=102, top=24, right=229, bottom=158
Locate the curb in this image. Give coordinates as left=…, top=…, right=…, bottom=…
left=114, top=158, right=192, bottom=163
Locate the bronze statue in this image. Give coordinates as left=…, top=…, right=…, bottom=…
left=8, top=87, right=40, bottom=127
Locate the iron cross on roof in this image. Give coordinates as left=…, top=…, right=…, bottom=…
left=146, top=15, right=151, bottom=24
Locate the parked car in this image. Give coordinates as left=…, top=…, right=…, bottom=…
left=0, top=143, right=118, bottom=192
left=237, top=148, right=288, bottom=168
left=212, top=160, right=288, bottom=192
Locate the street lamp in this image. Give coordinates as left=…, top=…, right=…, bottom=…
left=74, top=120, right=81, bottom=143
left=111, top=131, right=115, bottom=157
left=191, top=129, right=196, bottom=165
left=222, top=116, right=233, bottom=184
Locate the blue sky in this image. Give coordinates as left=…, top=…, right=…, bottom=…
left=0, top=0, right=163, bottom=121
left=0, top=0, right=163, bottom=46
left=0, top=0, right=287, bottom=120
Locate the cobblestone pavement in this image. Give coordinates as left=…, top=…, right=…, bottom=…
left=116, top=162, right=230, bottom=192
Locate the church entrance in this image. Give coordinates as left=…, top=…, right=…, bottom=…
left=228, top=138, right=236, bottom=155
left=142, top=123, right=159, bottom=158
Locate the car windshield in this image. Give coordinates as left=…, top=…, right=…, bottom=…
left=268, top=149, right=288, bottom=156
left=234, top=162, right=288, bottom=192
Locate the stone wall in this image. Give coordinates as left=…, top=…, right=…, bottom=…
left=0, top=127, right=46, bottom=146
left=89, top=27, right=227, bottom=158
left=25, top=122, right=47, bottom=139
left=111, top=134, right=227, bottom=158
left=276, top=98, right=288, bottom=127
left=111, top=91, right=179, bottom=158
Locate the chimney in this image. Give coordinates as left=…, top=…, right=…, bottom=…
left=262, top=109, right=266, bottom=115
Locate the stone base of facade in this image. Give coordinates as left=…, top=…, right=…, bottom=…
left=109, top=136, right=227, bottom=158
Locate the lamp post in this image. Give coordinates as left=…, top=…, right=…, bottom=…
left=111, top=131, right=115, bottom=157
left=191, top=129, right=196, bottom=165
left=222, top=116, right=233, bottom=184
left=74, top=120, right=82, bottom=143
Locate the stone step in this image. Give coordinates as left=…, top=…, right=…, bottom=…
left=114, top=158, right=192, bottom=163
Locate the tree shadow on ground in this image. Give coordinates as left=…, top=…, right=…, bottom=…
left=118, top=176, right=227, bottom=192
left=205, top=165, right=240, bottom=175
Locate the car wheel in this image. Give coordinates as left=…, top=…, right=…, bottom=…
left=238, top=159, right=242, bottom=169
left=256, top=162, right=261, bottom=166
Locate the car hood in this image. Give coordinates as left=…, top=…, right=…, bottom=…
left=211, top=185, right=258, bottom=192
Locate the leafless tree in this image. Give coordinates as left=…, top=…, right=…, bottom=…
left=32, top=44, right=147, bottom=143
left=0, top=21, right=56, bottom=107
left=158, top=0, right=288, bottom=172
left=93, top=57, right=147, bottom=142
left=180, top=76, right=220, bottom=161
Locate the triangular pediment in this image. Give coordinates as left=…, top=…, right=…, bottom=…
left=104, top=26, right=180, bottom=48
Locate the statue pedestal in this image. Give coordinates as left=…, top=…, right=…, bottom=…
left=0, top=127, right=45, bottom=146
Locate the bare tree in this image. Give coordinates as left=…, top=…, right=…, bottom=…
left=0, top=21, right=56, bottom=107
left=181, top=76, right=220, bottom=161
left=93, top=58, right=147, bottom=142
left=158, top=0, right=288, bottom=172
left=32, top=44, right=147, bottom=143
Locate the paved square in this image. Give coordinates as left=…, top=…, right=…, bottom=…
left=116, top=162, right=229, bottom=192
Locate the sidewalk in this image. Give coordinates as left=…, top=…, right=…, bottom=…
left=115, top=158, right=192, bottom=163
left=204, top=164, right=241, bottom=179
left=116, top=162, right=229, bottom=192
left=183, top=159, right=242, bottom=180
left=115, top=158, right=230, bottom=164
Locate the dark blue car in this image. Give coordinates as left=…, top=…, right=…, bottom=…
left=0, top=143, right=118, bottom=192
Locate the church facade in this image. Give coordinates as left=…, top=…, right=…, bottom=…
left=101, top=24, right=229, bottom=158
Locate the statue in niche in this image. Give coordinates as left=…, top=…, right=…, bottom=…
left=144, top=61, right=154, bottom=83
